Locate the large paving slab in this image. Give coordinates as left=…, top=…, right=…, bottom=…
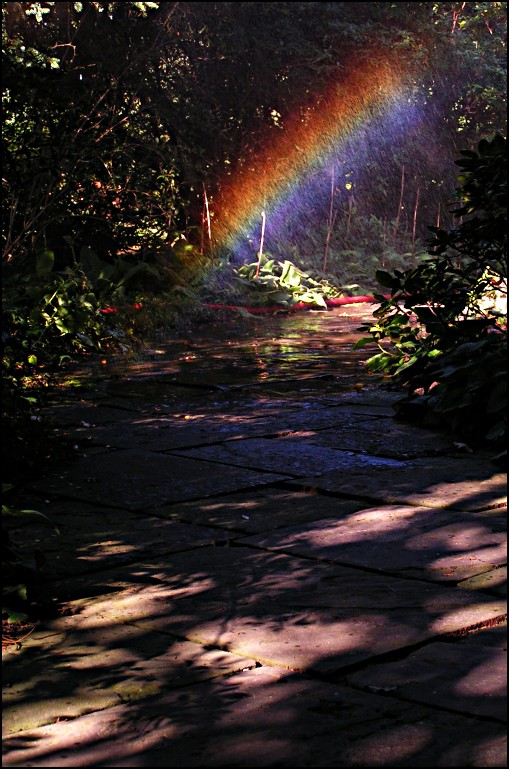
left=5, top=499, right=227, bottom=581
left=41, top=400, right=143, bottom=427
left=171, top=437, right=405, bottom=477
left=279, top=417, right=459, bottom=458
left=29, top=449, right=289, bottom=510
left=52, top=406, right=380, bottom=452
left=147, top=488, right=366, bottom=534
left=2, top=665, right=506, bottom=767
left=2, top=626, right=257, bottom=735
left=284, top=454, right=507, bottom=511
left=42, top=546, right=506, bottom=675
left=329, top=388, right=406, bottom=409
left=103, top=375, right=222, bottom=399
left=345, top=639, right=507, bottom=721
left=237, top=505, right=507, bottom=584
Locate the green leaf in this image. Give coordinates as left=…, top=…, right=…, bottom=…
left=485, top=422, right=507, bottom=441
left=2, top=505, right=60, bottom=534
left=259, top=259, right=275, bottom=273
left=280, top=260, right=304, bottom=288
left=297, top=291, right=327, bottom=308
left=3, top=585, right=28, bottom=604
left=36, top=250, right=55, bottom=277
left=353, top=336, right=376, bottom=349
left=365, top=352, right=392, bottom=372
left=375, top=270, right=394, bottom=286
left=394, top=355, right=419, bottom=374
left=2, top=608, right=30, bottom=624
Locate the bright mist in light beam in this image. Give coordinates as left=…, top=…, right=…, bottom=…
left=214, top=55, right=421, bottom=264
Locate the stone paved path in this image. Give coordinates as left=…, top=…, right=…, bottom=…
left=2, top=375, right=507, bottom=767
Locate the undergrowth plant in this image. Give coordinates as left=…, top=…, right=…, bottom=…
left=272, top=214, right=428, bottom=292
left=234, top=253, right=351, bottom=308
left=354, top=134, right=507, bottom=458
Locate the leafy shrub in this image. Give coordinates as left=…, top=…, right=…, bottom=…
left=354, top=134, right=507, bottom=457
left=268, top=214, right=428, bottom=295
left=2, top=250, right=106, bottom=413
left=234, top=253, right=346, bottom=308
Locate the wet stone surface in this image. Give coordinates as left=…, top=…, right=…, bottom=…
left=171, top=436, right=405, bottom=476
left=280, top=417, right=460, bottom=459
left=285, top=454, right=507, bottom=511
left=30, top=448, right=289, bottom=510
left=3, top=307, right=507, bottom=767
left=144, top=489, right=366, bottom=535
left=59, top=406, right=380, bottom=452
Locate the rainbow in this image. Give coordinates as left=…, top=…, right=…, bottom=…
left=213, top=55, right=419, bottom=263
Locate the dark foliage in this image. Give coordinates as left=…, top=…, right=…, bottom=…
left=355, top=134, right=507, bottom=460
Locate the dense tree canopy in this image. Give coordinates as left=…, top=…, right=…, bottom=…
left=3, top=1, right=507, bottom=269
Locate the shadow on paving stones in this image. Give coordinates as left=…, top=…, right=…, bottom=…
left=2, top=473, right=507, bottom=767
left=2, top=329, right=507, bottom=767
left=2, top=663, right=507, bottom=767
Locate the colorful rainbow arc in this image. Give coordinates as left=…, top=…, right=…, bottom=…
left=213, top=56, right=415, bottom=259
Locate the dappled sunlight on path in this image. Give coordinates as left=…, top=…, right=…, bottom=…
left=3, top=308, right=506, bottom=767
